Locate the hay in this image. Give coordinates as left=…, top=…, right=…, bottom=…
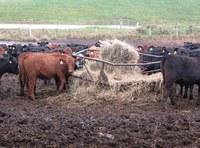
left=98, top=39, right=140, bottom=74
left=70, top=39, right=163, bottom=103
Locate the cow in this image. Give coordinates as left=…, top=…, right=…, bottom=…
left=38, top=41, right=49, bottom=46
left=161, top=54, right=200, bottom=109
left=0, top=57, right=18, bottom=78
left=184, top=42, right=200, bottom=50
left=139, top=47, right=177, bottom=74
left=46, top=43, right=61, bottom=50
left=137, top=45, right=155, bottom=52
left=18, top=52, right=80, bottom=100
left=0, top=47, right=5, bottom=57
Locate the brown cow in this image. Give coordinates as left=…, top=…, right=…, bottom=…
left=46, top=43, right=61, bottom=50
left=59, top=47, right=73, bottom=56
left=18, top=52, right=79, bottom=100
left=0, top=47, right=5, bottom=57
left=137, top=45, right=155, bottom=52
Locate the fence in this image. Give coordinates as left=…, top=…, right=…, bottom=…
left=0, top=23, right=199, bottom=39
left=0, top=23, right=139, bottom=38
left=137, top=26, right=200, bottom=37
left=72, top=50, right=162, bottom=83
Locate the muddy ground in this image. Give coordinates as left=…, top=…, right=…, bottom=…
left=1, top=40, right=200, bottom=147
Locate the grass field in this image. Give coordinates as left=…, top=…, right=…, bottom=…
left=0, top=0, right=199, bottom=25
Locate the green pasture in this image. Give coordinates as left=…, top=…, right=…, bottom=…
left=0, top=0, right=199, bottom=25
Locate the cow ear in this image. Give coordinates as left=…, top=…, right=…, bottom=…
left=8, top=57, right=13, bottom=64
left=173, top=48, right=178, bottom=54
left=162, top=48, right=167, bottom=53
left=59, top=59, right=66, bottom=65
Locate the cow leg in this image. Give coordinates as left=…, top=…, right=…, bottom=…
left=179, top=84, right=183, bottom=96
left=54, top=77, right=60, bottom=91
left=183, top=85, right=188, bottom=98
left=27, top=77, right=36, bottom=100
left=19, top=72, right=26, bottom=96
left=58, top=77, right=66, bottom=93
left=19, top=77, right=25, bottom=96
left=189, top=85, right=194, bottom=100
left=169, top=85, right=177, bottom=106
left=44, top=79, right=47, bottom=85
left=163, top=81, right=177, bottom=109
left=196, top=86, right=200, bottom=105
left=44, top=79, right=52, bottom=85
left=34, top=84, right=37, bottom=96
left=64, top=75, right=70, bottom=90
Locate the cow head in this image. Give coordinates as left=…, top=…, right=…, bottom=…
left=38, top=41, right=49, bottom=46
left=163, top=47, right=178, bottom=55
left=59, top=56, right=82, bottom=75
left=6, top=57, right=19, bottom=75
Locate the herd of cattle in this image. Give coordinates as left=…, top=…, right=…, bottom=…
left=0, top=41, right=101, bottom=99
left=137, top=42, right=200, bottom=108
left=1, top=40, right=200, bottom=109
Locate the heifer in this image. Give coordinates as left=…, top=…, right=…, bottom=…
left=0, top=57, right=18, bottom=78
left=18, top=52, right=79, bottom=100
left=161, top=54, right=200, bottom=108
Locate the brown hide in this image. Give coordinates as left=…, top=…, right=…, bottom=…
left=18, top=52, right=76, bottom=99
left=0, top=47, right=5, bottom=57
left=46, top=43, right=61, bottom=50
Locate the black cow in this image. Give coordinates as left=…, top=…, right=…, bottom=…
left=161, top=54, right=200, bottom=108
left=0, top=57, right=18, bottom=78
left=38, top=41, right=49, bottom=46
left=184, top=42, right=200, bottom=50
left=140, top=47, right=177, bottom=74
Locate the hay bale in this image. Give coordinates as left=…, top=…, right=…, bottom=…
left=98, top=39, right=140, bottom=74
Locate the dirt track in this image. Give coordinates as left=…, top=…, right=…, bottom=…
left=1, top=40, right=200, bottom=147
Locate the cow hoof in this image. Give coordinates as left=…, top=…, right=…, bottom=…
left=196, top=101, right=200, bottom=106
left=28, top=96, right=35, bottom=100
left=17, top=93, right=24, bottom=97
left=183, top=94, right=187, bottom=98
left=162, top=104, right=167, bottom=111
left=173, top=105, right=179, bottom=109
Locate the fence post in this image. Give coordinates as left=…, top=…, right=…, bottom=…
left=176, top=28, right=179, bottom=38
left=148, top=28, right=152, bottom=36
left=29, top=24, right=32, bottom=37
left=120, top=21, right=122, bottom=29
left=136, top=22, right=139, bottom=28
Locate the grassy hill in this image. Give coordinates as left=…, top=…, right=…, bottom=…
left=0, top=0, right=199, bottom=25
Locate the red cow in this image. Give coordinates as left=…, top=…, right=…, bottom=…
left=46, top=43, right=61, bottom=50
left=18, top=52, right=79, bottom=100
left=0, top=47, right=5, bottom=57
left=137, top=45, right=155, bottom=52
left=59, top=47, right=73, bottom=55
